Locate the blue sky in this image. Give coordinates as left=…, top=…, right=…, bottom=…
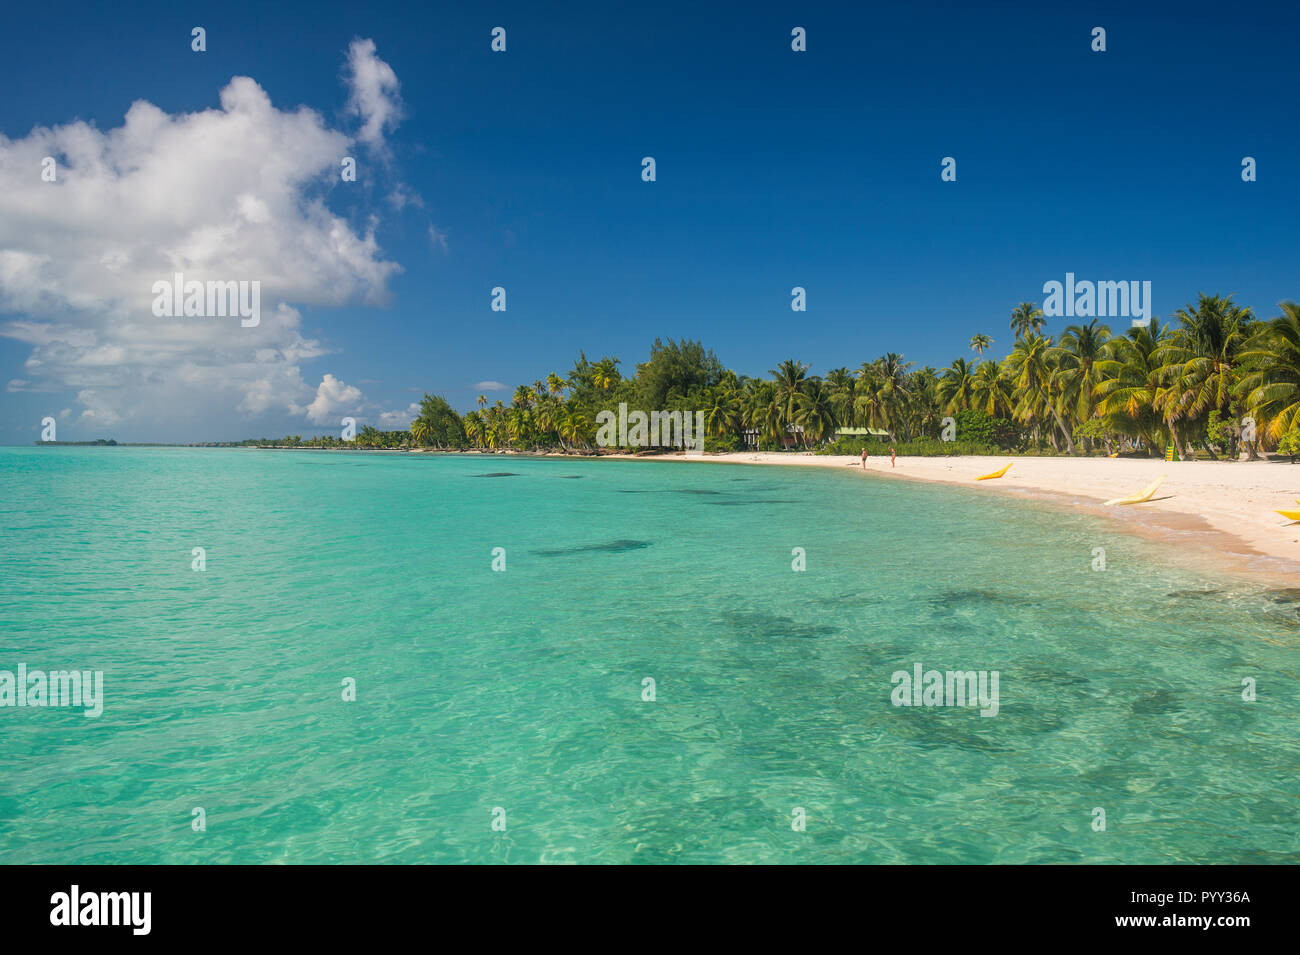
left=1, top=0, right=1297, bottom=442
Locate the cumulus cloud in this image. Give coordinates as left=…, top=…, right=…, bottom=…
left=474, top=380, right=508, bottom=391
left=74, top=388, right=121, bottom=426
left=378, top=401, right=421, bottom=428
left=345, top=38, right=403, bottom=153
left=302, top=373, right=363, bottom=424
left=0, top=43, right=405, bottom=439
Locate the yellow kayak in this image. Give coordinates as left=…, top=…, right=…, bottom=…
left=1276, top=509, right=1300, bottom=521
left=1104, top=475, right=1166, bottom=506
left=975, top=462, right=1012, bottom=481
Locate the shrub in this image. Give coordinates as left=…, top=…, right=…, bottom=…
left=1278, top=427, right=1300, bottom=462
left=954, top=408, right=1020, bottom=449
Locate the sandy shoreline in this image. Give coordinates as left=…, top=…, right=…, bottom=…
left=629, top=450, right=1300, bottom=578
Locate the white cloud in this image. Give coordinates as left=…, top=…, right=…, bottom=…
left=474, top=380, right=508, bottom=391
left=378, top=401, right=421, bottom=428
left=344, top=38, right=403, bottom=153
left=387, top=183, right=423, bottom=211
left=0, top=45, right=405, bottom=439
left=75, top=389, right=121, bottom=426
left=302, top=373, right=363, bottom=425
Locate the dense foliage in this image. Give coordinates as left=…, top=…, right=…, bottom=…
left=254, top=296, right=1300, bottom=458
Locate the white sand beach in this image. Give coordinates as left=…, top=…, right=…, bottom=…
left=642, top=451, right=1300, bottom=575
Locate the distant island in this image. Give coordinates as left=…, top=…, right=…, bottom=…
left=34, top=439, right=119, bottom=446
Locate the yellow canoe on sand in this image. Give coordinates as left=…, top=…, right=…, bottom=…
left=1104, top=475, right=1166, bottom=506
left=975, top=462, right=1012, bottom=481
left=1276, top=509, right=1300, bottom=521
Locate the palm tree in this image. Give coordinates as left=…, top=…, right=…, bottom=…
left=485, top=402, right=506, bottom=450
left=590, top=357, right=620, bottom=392
left=560, top=407, right=592, bottom=451
left=937, top=358, right=977, bottom=414
left=410, top=419, right=431, bottom=447
left=1052, top=319, right=1112, bottom=442
left=1093, top=321, right=1168, bottom=455
left=824, top=367, right=856, bottom=426
left=463, top=411, right=484, bottom=448
left=859, top=354, right=912, bottom=441
left=970, top=333, right=993, bottom=357
left=506, top=408, right=530, bottom=447
left=1006, top=333, right=1073, bottom=452
left=853, top=369, right=889, bottom=436
left=1238, top=302, right=1300, bottom=454
left=794, top=380, right=836, bottom=444
left=1155, top=294, right=1254, bottom=459
left=971, top=361, right=1014, bottom=418
left=876, top=353, right=913, bottom=389
left=704, top=385, right=741, bottom=439
left=769, top=359, right=811, bottom=434
left=733, top=378, right=769, bottom=444
left=1010, top=302, right=1046, bottom=340
left=533, top=396, right=559, bottom=448
left=906, top=367, right=941, bottom=440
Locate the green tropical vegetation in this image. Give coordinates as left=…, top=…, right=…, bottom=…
left=248, top=297, right=1300, bottom=460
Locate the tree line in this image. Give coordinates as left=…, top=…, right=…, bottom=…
left=261, top=294, right=1300, bottom=460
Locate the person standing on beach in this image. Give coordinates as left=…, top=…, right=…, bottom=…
left=890, top=446, right=896, bottom=468
left=860, top=447, right=867, bottom=469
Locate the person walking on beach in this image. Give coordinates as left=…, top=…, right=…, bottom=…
left=890, top=446, right=896, bottom=468
left=860, top=447, right=867, bottom=470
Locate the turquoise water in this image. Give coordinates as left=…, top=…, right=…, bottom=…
left=1, top=447, right=1297, bottom=864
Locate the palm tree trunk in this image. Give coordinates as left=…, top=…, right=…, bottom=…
left=1169, top=420, right=1187, bottom=462
left=1050, top=406, right=1075, bottom=454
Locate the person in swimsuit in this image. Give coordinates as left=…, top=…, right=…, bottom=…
left=890, top=446, right=896, bottom=468
left=860, top=447, right=867, bottom=469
